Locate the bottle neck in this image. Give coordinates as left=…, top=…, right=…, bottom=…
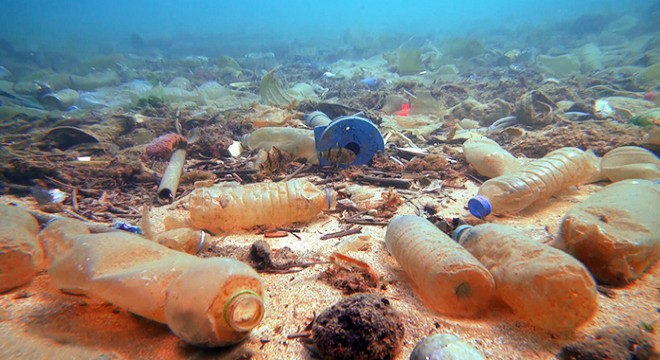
left=224, top=290, right=264, bottom=332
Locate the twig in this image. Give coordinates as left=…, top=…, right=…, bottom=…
left=71, top=188, right=79, bottom=211
left=281, top=164, right=308, bottom=182
left=320, top=226, right=363, bottom=240
left=44, top=176, right=103, bottom=196
left=357, top=175, right=412, bottom=189
left=343, top=218, right=388, bottom=226
left=212, top=169, right=258, bottom=176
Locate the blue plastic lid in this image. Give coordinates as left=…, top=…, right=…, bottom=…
left=468, top=195, right=492, bottom=218
left=452, top=224, right=473, bottom=242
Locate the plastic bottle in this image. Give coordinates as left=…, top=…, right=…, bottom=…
left=554, top=179, right=660, bottom=285
left=153, top=227, right=207, bottom=255
left=385, top=215, right=494, bottom=317
left=468, top=147, right=601, bottom=218
left=600, top=146, right=660, bottom=182
left=189, top=178, right=335, bottom=233
left=38, top=218, right=265, bottom=347
left=243, top=127, right=318, bottom=164
left=462, top=137, right=523, bottom=178
left=453, top=223, right=598, bottom=332
left=410, top=333, right=485, bottom=360
left=0, top=205, right=42, bottom=293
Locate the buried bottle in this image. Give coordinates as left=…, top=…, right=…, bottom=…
left=189, top=178, right=335, bottom=233
left=453, top=223, right=598, bottom=332
left=468, top=147, right=600, bottom=218
left=385, top=215, right=494, bottom=317
left=554, top=179, right=660, bottom=285
left=38, top=218, right=265, bottom=347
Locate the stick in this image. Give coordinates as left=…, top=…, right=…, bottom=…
left=157, top=148, right=186, bottom=205
left=320, top=226, right=363, bottom=240
left=357, top=175, right=412, bottom=189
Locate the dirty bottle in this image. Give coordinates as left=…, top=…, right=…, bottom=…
left=600, top=146, right=660, bottom=182
left=189, top=178, right=335, bottom=233
left=385, top=215, right=494, bottom=317
left=153, top=227, right=207, bottom=255
left=554, top=179, right=660, bottom=285
left=468, top=147, right=601, bottom=218
left=0, top=205, right=42, bottom=293
left=243, top=127, right=318, bottom=164
left=453, top=223, right=598, bottom=332
left=462, top=137, right=523, bottom=178
left=38, top=218, right=265, bottom=347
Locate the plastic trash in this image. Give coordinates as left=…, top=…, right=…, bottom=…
left=311, top=112, right=385, bottom=167
left=38, top=218, right=265, bottom=347
left=600, top=146, right=660, bottom=182
left=243, top=127, right=318, bottom=164
left=153, top=227, right=207, bottom=255
left=453, top=223, right=598, bottom=332
left=410, top=333, right=485, bottom=360
left=39, top=88, right=80, bottom=111
left=462, top=137, right=523, bottom=178
left=554, top=179, right=660, bottom=285
left=0, top=205, right=42, bottom=293
left=385, top=215, right=494, bottom=317
left=189, top=179, right=336, bottom=233
left=468, top=147, right=600, bottom=218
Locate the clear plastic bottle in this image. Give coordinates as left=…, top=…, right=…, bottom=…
left=468, top=147, right=601, bottom=218
left=453, top=223, right=598, bottom=332
left=38, top=218, right=265, bottom=347
left=385, top=215, right=494, bottom=317
left=153, top=227, right=207, bottom=255
left=0, top=205, right=42, bottom=293
left=463, top=137, right=523, bottom=178
left=600, top=146, right=660, bottom=182
left=244, top=127, right=318, bottom=164
left=189, top=178, right=335, bottom=233
left=555, top=179, right=660, bottom=285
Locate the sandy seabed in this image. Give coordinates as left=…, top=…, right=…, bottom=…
left=0, top=180, right=658, bottom=360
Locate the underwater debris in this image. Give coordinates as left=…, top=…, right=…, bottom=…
left=144, top=133, right=187, bottom=160
left=410, top=333, right=486, bottom=360
left=311, top=294, right=404, bottom=360
left=558, top=325, right=658, bottom=360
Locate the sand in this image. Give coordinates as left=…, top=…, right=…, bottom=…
left=0, top=180, right=658, bottom=359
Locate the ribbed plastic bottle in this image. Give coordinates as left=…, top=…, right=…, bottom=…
left=453, top=223, right=598, bottom=332
left=189, top=178, right=335, bottom=233
left=0, top=205, right=42, bottom=293
left=244, top=127, right=318, bottom=164
left=385, top=215, right=494, bottom=317
left=38, top=218, right=265, bottom=347
left=555, top=179, right=660, bottom=285
left=600, top=146, right=660, bottom=182
left=468, top=147, right=601, bottom=218
left=462, top=137, right=523, bottom=178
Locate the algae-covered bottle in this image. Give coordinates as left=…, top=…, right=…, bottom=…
left=468, top=147, right=600, bottom=218
left=243, top=127, right=318, bottom=163
left=555, top=179, right=660, bottom=285
left=38, top=218, right=265, bottom=347
left=385, top=215, right=494, bottom=317
left=453, top=223, right=598, bottom=332
left=463, top=137, right=523, bottom=178
left=189, top=178, right=335, bottom=233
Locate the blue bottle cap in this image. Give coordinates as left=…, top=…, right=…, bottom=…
left=452, top=224, right=473, bottom=242
left=468, top=195, right=492, bottom=218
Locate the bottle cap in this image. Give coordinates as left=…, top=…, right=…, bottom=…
left=468, top=195, right=492, bottom=218
left=452, top=224, right=473, bottom=242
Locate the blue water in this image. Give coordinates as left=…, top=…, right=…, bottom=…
left=0, top=0, right=654, bottom=56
